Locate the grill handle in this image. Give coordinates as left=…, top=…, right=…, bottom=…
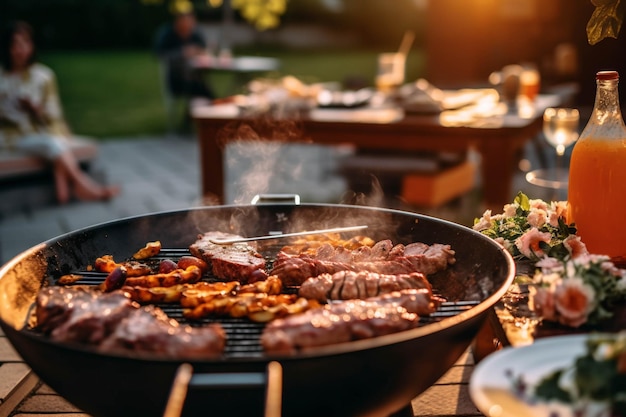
left=251, top=194, right=301, bottom=205
left=163, top=362, right=283, bottom=417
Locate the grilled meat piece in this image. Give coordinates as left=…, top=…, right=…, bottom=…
left=36, top=286, right=136, bottom=344
left=183, top=292, right=320, bottom=323
left=401, top=243, right=456, bottom=275
left=299, top=271, right=431, bottom=302
left=280, top=234, right=376, bottom=255
left=189, top=231, right=268, bottom=283
left=270, top=240, right=455, bottom=286
left=94, top=255, right=152, bottom=277
left=36, top=286, right=226, bottom=358
left=122, top=265, right=202, bottom=288
left=132, top=240, right=161, bottom=260
left=270, top=253, right=417, bottom=286
left=261, top=288, right=440, bottom=354
left=99, top=305, right=225, bottom=358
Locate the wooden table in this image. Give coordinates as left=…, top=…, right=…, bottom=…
left=191, top=55, right=280, bottom=97
left=193, top=87, right=576, bottom=211
left=191, top=55, right=280, bottom=73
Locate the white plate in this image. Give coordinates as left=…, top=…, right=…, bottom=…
left=469, top=334, right=588, bottom=417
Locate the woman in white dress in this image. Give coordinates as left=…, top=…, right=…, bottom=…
left=0, top=21, right=119, bottom=204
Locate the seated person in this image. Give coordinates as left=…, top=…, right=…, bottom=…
left=153, top=7, right=214, bottom=101
left=0, top=21, right=119, bottom=204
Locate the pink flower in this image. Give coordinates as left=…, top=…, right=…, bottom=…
left=553, top=278, right=595, bottom=328
left=563, top=235, right=589, bottom=259
left=529, top=199, right=549, bottom=212
left=551, top=201, right=569, bottom=223
left=527, top=208, right=547, bottom=228
left=531, top=286, right=557, bottom=321
left=547, top=201, right=568, bottom=227
left=515, top=228, right=552, bottom=258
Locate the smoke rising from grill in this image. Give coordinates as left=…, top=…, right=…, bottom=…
left=216, top=118, right=353, bottom=205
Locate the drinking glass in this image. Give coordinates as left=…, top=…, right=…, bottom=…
left=543, top=107, right=580, bottom=158
left=526, top=107, right=580, bottom=191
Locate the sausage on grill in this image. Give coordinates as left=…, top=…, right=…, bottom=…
left=298, top=271, right=432, bottom=302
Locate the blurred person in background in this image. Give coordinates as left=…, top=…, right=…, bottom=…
left=0, top=20, right=119, bottom=204
left=153, top=5, right=215, bottom=102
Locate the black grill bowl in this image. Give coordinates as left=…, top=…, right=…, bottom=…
left=0, top=204, right=514, bottom=417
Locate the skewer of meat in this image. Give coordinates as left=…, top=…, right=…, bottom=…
left=298, top=271, right=432, bottom=302
left=261, top=288, right=441, bottom=354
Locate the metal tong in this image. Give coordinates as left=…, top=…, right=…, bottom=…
left=208, top=225, right=368, bottom=245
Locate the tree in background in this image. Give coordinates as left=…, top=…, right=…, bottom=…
left=145, top=0, right=288, bottom=30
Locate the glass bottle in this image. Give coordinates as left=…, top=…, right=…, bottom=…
left=568, top=70, right=626, bottom=266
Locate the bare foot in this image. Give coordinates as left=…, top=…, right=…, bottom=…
left=54, top=167, right=71, bottom=204
left=74, top=185, right=120, bottom=202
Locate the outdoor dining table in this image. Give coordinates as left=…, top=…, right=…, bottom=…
left=192, top=84, right=578, bottom=211
left=190, top=54, right=280, bottom=96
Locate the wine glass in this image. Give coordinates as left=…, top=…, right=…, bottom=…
left=543, top=107, right=580, bottom=157
left=527, top=107, right=580, bottom=192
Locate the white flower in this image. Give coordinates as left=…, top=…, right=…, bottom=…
left=473, top=210, right=493, bottom=232
left=536, top=257, right=563, bottom=274
left=593, top=342, right=614, bottom=361
left=503, top=203, right=518, bottom=217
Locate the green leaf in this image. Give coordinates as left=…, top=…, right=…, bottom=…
left=587, top=0, right=626, bottom=45
left=535, top=370, right=572, bottom=403
left=514, top=191, right=530, bottom=211
left=575, top=356, right=616, bottom=399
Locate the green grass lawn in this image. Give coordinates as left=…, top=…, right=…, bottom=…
left=40, top=48, right=425, bottom=138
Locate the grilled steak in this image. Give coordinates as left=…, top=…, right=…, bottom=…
left=189, top=231, right=268, bottom=283
left=261, top=288, right=441, bottom=354
left=36, top=286, right=226, bottom=358
left=99, top=305, right=225, bottom=358
left=270, top=240, right=455, bottom=286
left=299, top=271, right=431, bottom=302
left=36, top=286, right=133, bottom=344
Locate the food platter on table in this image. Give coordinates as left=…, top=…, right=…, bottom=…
left=470, top=334, right=588, bottom=417
left=470, top=332, right=626, bottom=417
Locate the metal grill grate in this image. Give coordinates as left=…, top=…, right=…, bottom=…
left=57, top=248, right=480, bottom=359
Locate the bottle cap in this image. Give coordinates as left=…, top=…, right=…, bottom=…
left=596, top=70, right=619, bottom=80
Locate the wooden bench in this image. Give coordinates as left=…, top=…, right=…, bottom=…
left=0, top=137, right=99, bottom=216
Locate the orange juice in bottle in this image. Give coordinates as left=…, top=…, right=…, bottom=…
left=568, top=70, right=626, bottom=266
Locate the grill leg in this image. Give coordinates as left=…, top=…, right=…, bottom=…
left=390, top=404, right=413, bottom=417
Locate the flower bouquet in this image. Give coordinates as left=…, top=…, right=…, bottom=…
left=532, top=255, right=626, bottom=328
left=476, top=192, right=626, bottom=329
left=473, top=192, right=583, bottom=262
